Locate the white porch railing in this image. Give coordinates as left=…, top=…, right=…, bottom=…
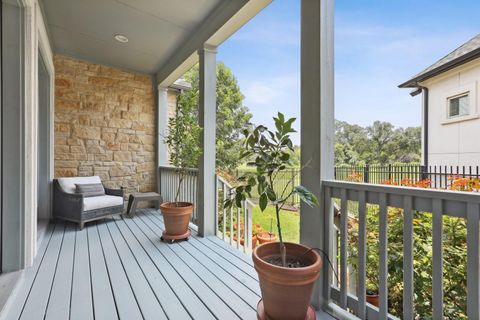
left=158, top=166, right=255, bottom=253
left=215, top=175, right=256, bottom=254
left=322, top=180, right=480, bottom=320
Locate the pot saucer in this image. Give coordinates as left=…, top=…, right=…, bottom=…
left=256, top=300, right=316, bottom=320
left=161, top=229, right=191, bottom=243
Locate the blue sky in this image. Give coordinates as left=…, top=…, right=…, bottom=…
left=218, top=0, right=480, bottom=143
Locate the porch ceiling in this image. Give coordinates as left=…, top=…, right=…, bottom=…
left=40, top=0, right=248, bottom=75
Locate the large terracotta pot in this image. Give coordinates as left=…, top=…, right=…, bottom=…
left=160, top=202, right=192, bottom=237
left=253, top=242, right=322, bottom=320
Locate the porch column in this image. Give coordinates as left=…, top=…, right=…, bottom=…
left=300, top=0, right=335, bottom=309
left=157, top=86, right=169, bottom=166
left=197, top=44, right=217, bottom=237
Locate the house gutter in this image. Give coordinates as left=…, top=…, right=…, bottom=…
left=410, top=86, right=429, bottom=167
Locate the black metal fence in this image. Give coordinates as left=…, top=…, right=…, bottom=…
left=335, top=164, right=480, bottom=189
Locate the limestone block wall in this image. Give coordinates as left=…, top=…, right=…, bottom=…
left=54, top=54, right=166, bottom=194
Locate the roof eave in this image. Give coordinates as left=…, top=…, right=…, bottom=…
left=398, top=47, right=480, bottom=89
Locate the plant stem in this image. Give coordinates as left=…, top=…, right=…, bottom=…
left=175, top=173, right=184, bottom=206
left=275, top=203, right=286, bottom=267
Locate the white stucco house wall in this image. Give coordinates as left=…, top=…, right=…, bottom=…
left=400, top=34, right=480, bottom=167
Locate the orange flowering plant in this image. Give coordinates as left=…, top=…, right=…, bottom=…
left=448, top=175, right=480, bottom=192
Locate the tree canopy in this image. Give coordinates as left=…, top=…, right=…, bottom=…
left=335, top=120, right=421, bottom=165
left=180, top=62, right=253, bottom=171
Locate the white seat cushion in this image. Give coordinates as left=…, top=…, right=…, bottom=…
left=58, top=176, right=103, bottom=194
left=83, top=195, right=123, bottom=211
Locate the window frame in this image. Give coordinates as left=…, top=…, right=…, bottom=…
left=447, top=92, right=470, bottom=119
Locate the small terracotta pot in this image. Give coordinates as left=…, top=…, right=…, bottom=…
left=257, top=231, right=278, bottom=244
left=253, top=242, right=322, bottom=320
left=233, top=235, right=258, bottom=248
left=366, top=293, right=380, bottom=307
left=160, top=202, right=192, bottom=236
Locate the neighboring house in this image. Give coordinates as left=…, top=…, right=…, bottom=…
left=400, top=34, right=480, bottom=167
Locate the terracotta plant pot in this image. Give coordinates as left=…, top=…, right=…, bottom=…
left=257, top=231, right=278, bottom=244
left=253, top=242, right=322, bottom=320
left=160, top=202, right=192, bottom=238
left=366, top=293, right=380, bottom=307
left=233, top=235, right=258, bottom=248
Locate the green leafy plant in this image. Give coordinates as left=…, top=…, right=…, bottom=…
left=225, top=113, right=318, bottom=267
left=164, top=91, right=202, bottom=205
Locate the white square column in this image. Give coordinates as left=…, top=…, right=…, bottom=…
left=157, top=86, right=169, bottom=167
left=300, top=0, right=335, bottom=309
left=197, top=44, right=217, bottom=237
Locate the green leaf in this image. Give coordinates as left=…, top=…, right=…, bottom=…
left=266, top=187, right=276, bottom=201
left=294, top=185, right=319, bottom=207
left=259, top=193, right=268, bottom=211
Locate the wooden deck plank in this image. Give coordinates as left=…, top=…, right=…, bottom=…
left=1, top=224, right=55, bottom=320
left=70, top=224, right=94, bottom=320
left=86, top=223, right=118, bottom=320
left=121, top=217, right=215, bottom=320
left=206, top=235, right=254, bottom=266
left=96, top=221, right=143, bottom=320
left=144, top=211, right=260, bottom=293
left=143, top=212, right=260, bottom=308
left=113, top=218, right=192, bottom=320
left=44, top=223, right=76, bottom=320
left=103, top=219, right=168, bottom=320
left=19, top=221, right=66, bottom=320
left=2, top=209, right=295, bottom=320
left=145, top=210, right=258, bottom=280
left=178, top=240, right=260, bottom=308
left=133, top=215, right=240, bottom=320
left=138, top=213, right=256, bottom=319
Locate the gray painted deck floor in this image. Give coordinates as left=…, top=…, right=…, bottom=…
left=2, top=209, right=335, bottom=320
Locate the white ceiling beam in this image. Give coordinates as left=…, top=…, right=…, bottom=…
left=156, top=0, right=272, bottom=88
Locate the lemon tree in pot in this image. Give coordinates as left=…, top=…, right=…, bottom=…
left=225, top=113, right=321, bottom=320
left=161, top=93, right=202, bottom=243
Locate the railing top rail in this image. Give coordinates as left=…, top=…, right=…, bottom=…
left=216, top=174, right=256, bottom=208
left=159, top=165, right=199, bottom=173
left=323, top=179, right=480, bottom=204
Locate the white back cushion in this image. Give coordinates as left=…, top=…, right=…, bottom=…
left=57, top=176, right=102, bottom=194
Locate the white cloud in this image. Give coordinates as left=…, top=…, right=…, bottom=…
left=230, top=21, right=300, bottom=47
left=242, top=74, right=299, bottom=107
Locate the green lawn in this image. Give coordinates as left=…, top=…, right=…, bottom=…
left=252, top=206, right=300, bottom=243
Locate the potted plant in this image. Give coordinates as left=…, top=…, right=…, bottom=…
left=366, top=284, right=380, bottom=307
left=160, top=92, right=202, bottom=243
left=225, top=113, right=321, bottom=320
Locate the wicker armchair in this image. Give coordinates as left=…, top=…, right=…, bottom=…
left=53, top=177, right=124, bottom=229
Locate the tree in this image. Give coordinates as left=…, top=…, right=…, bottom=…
left=225, top=113, right=318, bottom=266
left=164, top=91, right=202, bottom=203
left=334, top=120, right=421, bottom=165
left=180, top=62, right=253, bottom=171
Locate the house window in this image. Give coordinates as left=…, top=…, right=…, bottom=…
left=448, top=93, right=469, bottom=118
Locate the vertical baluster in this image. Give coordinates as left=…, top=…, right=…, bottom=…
left=340, top=188, right=348, bottom=309
left=378, top=193, right=388, bottom=318
left=357, top=191, right=367, bottom=319
left=243, top=200, right=248, bottom=253
left=432, top=199, right=443, bottom=319
left=246, top=201, right=253, bottom=254
left=467, top=203, right=480, bottom=319
left=403, top=196, right=414, bottom=320
left=222, top=182, right=227, bottom=240
left=214, top=176, right=218, bottom=235
left=236, top=207, right=241, bottom=250
left=324, top=187, right=333, bottom=302
left=229, top=190, right=234, bottom=245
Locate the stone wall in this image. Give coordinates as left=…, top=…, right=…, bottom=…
left=54, top=54, right=164, bottom=194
